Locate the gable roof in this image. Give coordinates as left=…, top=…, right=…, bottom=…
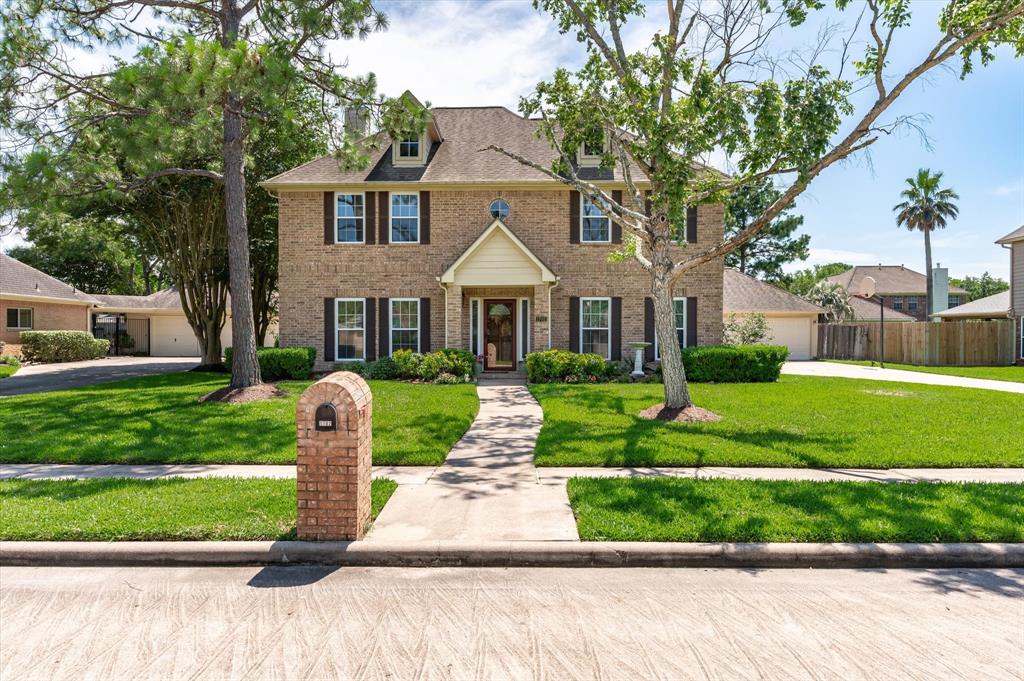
left=439, top=219, right=557, bottom=286
left=263, top=106, right=656, bottom=188
left=847, top=294, right=917, bottom=321
left=723, top=269, right=823, bottom=315
left=996, top=225, right=1024, bottom=244
left=826, top=265, right=967, bottom=295
left=931, top=290, right=1011, bottom=319
left=0, top=254, right=99, bottom=305
left=91, top=288, right=186, bottom=312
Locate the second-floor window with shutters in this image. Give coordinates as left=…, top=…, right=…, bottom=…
left=391, top=193, right=419, bottom=243
left=581, top=195, right=610, bottom=243
left=335, top=193, right=364, bottom=243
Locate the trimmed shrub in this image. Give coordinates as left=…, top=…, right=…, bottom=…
left=680, top=344, right=789, bottom=383
left=0, top=355, right=20, bottom=379
left=367, top=357, right=400, bottom=380
left=418, top=348, right=475, bottom=381
left=525, top=349, right=617, bottom=383
left=19, top=331, right=109, bottom=363
left=391, top=349, right=423, bottom=379
left=224, top=346, right=316, bottom=380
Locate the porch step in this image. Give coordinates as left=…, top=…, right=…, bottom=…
left=477, top=371, right=526, bottom=385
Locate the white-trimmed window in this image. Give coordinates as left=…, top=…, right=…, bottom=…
left=578, top=133, right=605, bottom=167
left=390, top=298, right=420, bottom=353
left=398, top=137, right=420, bottom=158
left=892, top=296, right=903, bottom=311
left=580, top=297, right=611, bottom=359
left=655, top=298, right=688, bottom=360
left=581, top=195, right=610, bottom=243
left=391, top=193, right=419, bottom=243
left=335, top=298, right=365, bottom=361
left=335, top=193, right=364, bottom=243
left=907, top=295, right=919, bottom=312
left=5, top=307, right=32, bottom=330
left=1020, top=317, right=1023, bottom=360
left=948, top=294, right=961, bottom=308
left=393, top=135, right=427, bottom=166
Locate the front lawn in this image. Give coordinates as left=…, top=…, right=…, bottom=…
left=531, top=376, right=1023, bottom=468
left=568, top=477, right=1024, bottom=542
left=0, top=372, right=478, bottom=466
left=828, top=360, right=1024, bottom=383
left=0, top=477, right=398, bottom=541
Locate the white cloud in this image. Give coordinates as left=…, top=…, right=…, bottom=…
left=803, top=247, right=880, bottom=267
left=990, top=179, right=1023, bottom=197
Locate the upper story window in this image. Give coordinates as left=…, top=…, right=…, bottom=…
left=907, top=296, right=919, bottom=311
left=393, top=133, right=427, bottom=166
left=581, top=195, right=610, bottom=243
left=335, top=193, right=364, bottom=243
left=391, top=193, right=419, bottom=243
left=578, top=132, right=606, bottom=167
left=6, top=307, right=32, bottom=330
left=892, top=296, right=903, bottom=310
left=489, top=198, right=510, bottom=221
left=948, top=294, right=961, bottom=308
left=398, top=137, right=420, bottom=158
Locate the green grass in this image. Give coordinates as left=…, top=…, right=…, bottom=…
left=0, top=364, right=16, bottom=379
left=0, top=477, right=398, bottom=541
left=828, top=360, right=1024, bottom=383
left=568, top=477, right=1024, bottom=542
left=0, top=372, right=478, bottom=466
left=531, top=376, right=1024, bottom=468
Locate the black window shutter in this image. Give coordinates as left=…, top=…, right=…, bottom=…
left=419, top=191, right=430, bottom=244
left=644, top=297, right=655, bottom=362
left=686, top=297, right=698, bottom=347
left=611, top=297, right=622, bottom=361
left=365, top=298, right=377, bottom=361
left=644, top=190, right=652, bottom=216
left=365, top=192, right=376, bottom=245
left=569, top=191, right=580, bottom=244
left=686, top=206, right=698, bottom=244
left=378, top=191, right=389, bottom=245
left=569, top=296, right=580, bottom=352
left=611, top=190, right=622, bottom=244
left=419, top=297, right=431, bottom=352
left=323, top=297, right=335, bottom=362
left=323, top=192, right=334, bottom=245
left=378, top=297, right=390, bottom=358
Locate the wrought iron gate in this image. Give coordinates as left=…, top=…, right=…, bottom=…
left=92, top=316, right=151, bottom=356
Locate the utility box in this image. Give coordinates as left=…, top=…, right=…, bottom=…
left=295, top=372, right=373, bottom=540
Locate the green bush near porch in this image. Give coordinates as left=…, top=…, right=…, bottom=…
left=224, top=346, right=316, bottom=380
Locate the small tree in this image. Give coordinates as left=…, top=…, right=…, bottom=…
left=724, top=313, right=773, bottom=345
left=951, top=272, right=1010, bottom=300
left=780, top=262, right=852, bottom=296
left=893, top=169, right=960, bottom=315
left=486, top=0, right=1022, bottom=411
left=725, top=180, right=808, bottom=280
left=806, top=282, right=855, bottom=323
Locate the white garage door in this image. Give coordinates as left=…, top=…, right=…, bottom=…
left=150, top=316, right=201, bottom=357
left=765, top=316, right=815, bottom=360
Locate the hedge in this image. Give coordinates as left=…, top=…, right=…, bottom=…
left=680, top=345, right=788, bottom=383
left=525, top=349, right=619, bottom=383
left=19, top=331, right=109, bottom=363
left=341, top=348, right=476, bottom=383
left=224, top=346, right=316, bottom=380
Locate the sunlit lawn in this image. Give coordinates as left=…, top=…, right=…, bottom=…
left=828, top=360, right=1024, bottom=383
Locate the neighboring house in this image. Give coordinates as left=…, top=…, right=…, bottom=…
left=996, top=225, right=1024, bottom=364
left=847, top=294, right=918, bottom=323
left=826, top=264, right=968, bottom=321
left=931, top=290, right=1011, bottom=322
left=722, top=269, right=823, bottom=360
left=263, top=101, right=725, bottom=372
left=1, top=254, right=275, bottom=357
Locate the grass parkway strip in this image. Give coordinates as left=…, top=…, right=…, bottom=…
left=827, top=360, right=1024, bottom=384
left=0, top=372, right=479, bottom=466
left=0, top=478, right=397, bottom=541
left=568, top=478, right=1024, bottom=543
left=530, top=376, right=1024, bottom=468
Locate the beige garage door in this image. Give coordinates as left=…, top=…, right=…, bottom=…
left=765, top=316, right=815, bottom=360
left=150, top=316, right=201, bottom=357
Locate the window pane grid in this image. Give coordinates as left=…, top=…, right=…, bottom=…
left=656, top=298, right=687, bottom=360
left=581, top=299, right=610, bottom=358
left=336, top=299, right=365, bottom=360
left=581, top=197, right=610, bottom=242
left=391, top=300, right=420, bottom=353
left=391, top=194, right=419, bottom=242
left=398, top=138, right=420, bottom=158
left=336, top=194, right=364, bottom=243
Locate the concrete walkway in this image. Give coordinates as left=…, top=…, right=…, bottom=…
left=365, top=383, right=580, bottom=542
left=783, top=360, right=1024, bottom=393
left=4, top=463, right=1022, bottom=485
left=0, top=356, right=200, bottom=396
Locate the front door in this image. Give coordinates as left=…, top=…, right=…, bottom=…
left=484, top=300, right=516, bottom=371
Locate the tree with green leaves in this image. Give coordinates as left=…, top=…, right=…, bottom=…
left=806, top=281, right=855, bottom=323
left=1, top=0, right=424, bottom=395
left=951, top=272, right=1010, bottom=300
left=893, top=169, right=961, bottom=316
left=780, top=262, right=852, bottom=296
left=725, top=179, right=809, bottom=280
left=485, top=0, right=1021, bottom=411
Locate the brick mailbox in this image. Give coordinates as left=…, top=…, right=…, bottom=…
left=296, top=371, right=373, bottom=540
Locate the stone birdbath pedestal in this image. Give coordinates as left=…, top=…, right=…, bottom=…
left=629, top=342, right=651, bottom=378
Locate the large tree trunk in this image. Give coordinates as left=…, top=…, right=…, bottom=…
left=200, top=317, right=223, bottom=367
left=923, top=226, right=934, bottom=317
left=651, top=235, right=693, bottom=409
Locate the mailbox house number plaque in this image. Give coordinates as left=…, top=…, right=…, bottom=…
left=315, top=403, right=338, bottom=432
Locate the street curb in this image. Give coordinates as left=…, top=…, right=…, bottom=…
left=2, top=541, right=1022, bottom=569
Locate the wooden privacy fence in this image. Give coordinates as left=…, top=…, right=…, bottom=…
left=816, top=320, right=1015, bottom=366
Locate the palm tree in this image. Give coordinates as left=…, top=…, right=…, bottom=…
left=806, top=281, right=855, bottom=323
left=893, top=169, right=960, bottom=316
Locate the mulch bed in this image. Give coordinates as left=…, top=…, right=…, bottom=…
left=638, top=403, right=722, bottom=423
left=198, top=383, right=287, bottom=404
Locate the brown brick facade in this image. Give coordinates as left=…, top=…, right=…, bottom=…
left=0, top=299, right=90, bottom=346
left=278, top=189, right=724, bottom=370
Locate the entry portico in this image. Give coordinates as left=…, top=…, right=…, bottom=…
left=438, top=219, right=558, bottom=370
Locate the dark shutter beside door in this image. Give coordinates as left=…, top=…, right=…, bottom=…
left=569, top=296, right=580, bottom=352
left=365, top=192, right=376, bottom=245
left=686, top=206, right=698, bottom=244
left=323, top=192, right=334, bottom=245
left=378, top=297, right=390, bottom=358
left=611, top=297, right=622, bottom=361
left=378, top=192, right=390, bottom=245
left=569, top=191, right=580, bottom=244
left=611, top=190, right=622, bottom=244
left=644, top=297, right=655, bottom=361
left=323, top=298, right=335, bottom=362
left=419, top=191, right=430, bottom=244
left=365, top=298, right=377, bottom=361
left=686, top=297, right=698, bottom=347
left=419, top=297, right=431, bottom=352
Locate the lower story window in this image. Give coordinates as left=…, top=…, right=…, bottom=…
left=391, top=298, right=420, bottom=353
left=580, top=297, right=610, bottom=359
left=655, top=298, right=688, bottom=360
left=5, top=307, right=32, bottom=330
left=336, top=298, right=365, bottom=360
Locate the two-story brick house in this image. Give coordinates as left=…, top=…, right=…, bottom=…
left=263, top=105, right=724, bottom=372
left=826, top=265, right=968, bottom=321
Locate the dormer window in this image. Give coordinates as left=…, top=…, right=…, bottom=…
left=578, top=133, right=606, bottom=168
left=398, top=137, right=420, bottom=158
left=393, top=133, right=428, bottom=166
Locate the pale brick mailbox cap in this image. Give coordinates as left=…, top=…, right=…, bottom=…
left=295, top=371, right=373, bottom=541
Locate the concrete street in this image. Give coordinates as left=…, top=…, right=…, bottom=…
left=1, top=566, right=1021, bottom=680
left=0, top=356, right=199, bottom=396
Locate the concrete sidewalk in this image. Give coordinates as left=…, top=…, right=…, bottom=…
left=4, top=463, right=1021, bottom=484
left=783, top=360, right=1024, bottom=393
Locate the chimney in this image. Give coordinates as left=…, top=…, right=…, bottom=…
left=932, top=265, right=949, bottom=315
left=343, top=107, right=368, bottom=137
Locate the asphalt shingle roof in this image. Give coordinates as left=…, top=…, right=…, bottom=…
left=0, top=254, right=99, bottom=304
left=723, top=269, right=824, bottom=314
left=932, top=290, right=1010, bottom=318
left=996, top=225, right=1024, bottom=244
left=90, top=289, right=185, bottom=310
left=826, top=265, right=967, bottom=296
left=848, top=295, right=917, bottom=322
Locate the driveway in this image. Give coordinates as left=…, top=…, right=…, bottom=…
left=783, top=360, right=1024, bottom=394
left=0, top=356, right=200, bottom=397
